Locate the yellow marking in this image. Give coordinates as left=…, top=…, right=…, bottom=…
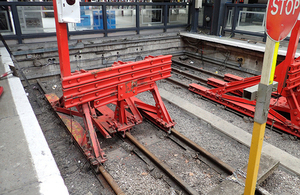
left=244, top=122, right=266, bottom=195
left=269, top=41, right=280, bottom=84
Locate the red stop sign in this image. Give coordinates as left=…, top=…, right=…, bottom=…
left=266, top=0, right=300, bottom=41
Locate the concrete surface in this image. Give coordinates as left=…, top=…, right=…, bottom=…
left=208, top=154, right=279, bottom=195
left=159, top=88, right=300, bottom=176
left=0, top=47, right=69, bottom=195
left=180, top=32, right=300, bottom=58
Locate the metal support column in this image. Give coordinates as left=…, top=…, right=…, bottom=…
left=10, top=5, right=22, bottom=44
left=136, top=4, right=140, bottom=34
left=164, top=5, right=168, bottom=32
left=53, top=0, right=71, bottom=77
left=103, top=5, right=108, bottom=37
left=191, top=3, right=199, bottom=33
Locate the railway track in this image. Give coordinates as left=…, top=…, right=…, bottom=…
left=172, top=59, right=224, bottom=80
left=35, top=77, right=239, bottom=195
left=169, top=60, right=256, bottom=119
left=36, top=79, right=123, bottom=195
left=170, top=58, right=300, bottom=138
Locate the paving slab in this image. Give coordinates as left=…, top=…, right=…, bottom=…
left=159, top=88, right=300, bottom=176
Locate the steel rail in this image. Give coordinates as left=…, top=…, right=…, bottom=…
left=183, top=52, right=259, bottom=76
left=172, top=59, right=224, bottom=79
left=172, top=67, right=208, bottom=84
left=125, top=132, right=199, bottom=195
left=37, top=79, right=123, bottom=195
left=166, top=77, right=189, bottom=88
left=98, top=165, right=125, bottom=195
left=171, top=128, right=235, bottom=175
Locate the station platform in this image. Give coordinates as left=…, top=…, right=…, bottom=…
left=180, top=32, right=300, bottom=58
left=0, top=47, right=68, bottom=195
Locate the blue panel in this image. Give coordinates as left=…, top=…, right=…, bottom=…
left=93, top=11, right=103, bottom=30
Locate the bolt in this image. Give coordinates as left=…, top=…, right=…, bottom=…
left=96, top=92, right=99, bottom=96
left=94, top=74, right=98, bottom=78
left=294, top=112, right=298, bottom=116
left=131, top=66, right=134, bottom=69
left=78, top=88, right=82, bottom=92
left=95, top=84, right=98, bottom=88
left=77, top=78, right=80, bottom=82
left=68, top=80, right=72, bottom=84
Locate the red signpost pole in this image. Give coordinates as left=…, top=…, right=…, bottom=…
left=53, top=0, right=71, bottom=78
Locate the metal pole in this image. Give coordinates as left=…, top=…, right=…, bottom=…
left=103, top=5, right=108, bottom=37
left=10, top=5, right=22, bottom=44
left=53, top=0, right=71, bottom=77
left=136, top=4, right=140, bottom=34
left=164, top=4, right=168, bottom=32
left=244, top=37, right=279, bottom=195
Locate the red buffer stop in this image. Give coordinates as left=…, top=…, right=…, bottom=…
left=46, top=55, right=176, bottom=165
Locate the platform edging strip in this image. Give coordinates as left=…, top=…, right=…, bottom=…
left=0, top=47, right=69, bottom=195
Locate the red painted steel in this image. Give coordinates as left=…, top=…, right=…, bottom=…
left=48, top=55, right=175, bottom=164
left=46, top=93, right=97, bottom=163
left=188, top=21, right=300, bottom=138
left=53, top=0, right=71, bottom=77
left=224, top=74, right=244, bottom=82
left=266, top=0, right=300, bottom=41
left=52, top=1, right=175, bottom=165
left=0, top=86, right=3, bottom=97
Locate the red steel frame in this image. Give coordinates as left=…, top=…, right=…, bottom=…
left=48, top=0, right=175, bottom=164
left=189, top=21, right=300, bottom=138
